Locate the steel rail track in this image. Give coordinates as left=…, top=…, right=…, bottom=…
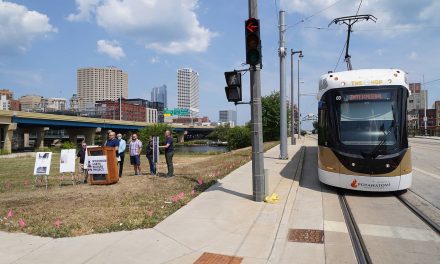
left=337, top=191, right=372, bottom=264
left=396, top=193, right=440, bottom=235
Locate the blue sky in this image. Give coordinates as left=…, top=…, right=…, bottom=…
left=1, top=0, right=440, bottom=126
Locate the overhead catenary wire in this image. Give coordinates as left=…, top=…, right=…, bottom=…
left=286, top=0, right=344, bottom=29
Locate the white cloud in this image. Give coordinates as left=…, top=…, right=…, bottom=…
left=409, top=51, right=418, bottom=60
left=281, top=0, right=439, bottom=37
left=67, top=0, right=100, bottom=22
left=69, top=0, right=215, bottom=54
left=0, top=1, right=57, bottom=55
left=97, top=40, right=125, bottom=60
left=149, top=56, right=160, bottom=64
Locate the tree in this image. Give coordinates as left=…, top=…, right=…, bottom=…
left=261, top=91, right=290, bottom=142
left=138, top=123, right=172, bottom=146
left=226, top=126, right=251, bottom=150
left=207, top=124, right=230, bottom=142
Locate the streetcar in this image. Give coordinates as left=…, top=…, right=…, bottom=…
left=317, top=69, right=412, bottom=191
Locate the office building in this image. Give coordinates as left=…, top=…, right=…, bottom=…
left=70, top=94, right=80, bottom=112
left=45, top=98, right=67, bottom=111
left=19, top=95, right=44, bottom=111
left=219, top=110, right=237, bottom=126
left=146, top=108, right=158, bottom=123
left=408, top=83, right=427, bottom=112
left=177, top=68, right=199, bottom=117
left=0, top=90, right=20, bottom=111
left=95, top=99, right=146, bottom=122
left=77, top=67, right=128, bottom=110
left=151, top=85, right=167, bottom=108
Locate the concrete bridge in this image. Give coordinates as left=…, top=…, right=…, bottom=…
left=0, top=110, right=214, bottom=153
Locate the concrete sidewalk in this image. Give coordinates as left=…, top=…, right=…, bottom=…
left=1, top=138, right=330, bottom=264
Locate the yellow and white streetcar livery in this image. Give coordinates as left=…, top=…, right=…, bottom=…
left=317, top=69, right=412, bottom=191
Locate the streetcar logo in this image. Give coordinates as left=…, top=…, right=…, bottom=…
left=351, top=179, right=358, bottom=188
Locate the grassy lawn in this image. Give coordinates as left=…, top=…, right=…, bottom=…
left=0, top=142, right=278, bottom=238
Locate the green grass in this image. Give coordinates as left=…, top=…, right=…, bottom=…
left=0, top=141, right=279, bottom=237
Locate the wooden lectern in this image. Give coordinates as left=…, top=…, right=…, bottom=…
left=87, top=147, right=119, bottom=185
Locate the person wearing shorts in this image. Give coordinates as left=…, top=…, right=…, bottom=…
left=129, top=133, right=142, bottom=175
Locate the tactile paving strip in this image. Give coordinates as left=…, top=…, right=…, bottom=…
left=194, top=252, right=243, bottom=264
left=287, top=228, right=324, bottom=243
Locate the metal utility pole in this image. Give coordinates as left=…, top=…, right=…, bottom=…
left=249, top=0, right=265, bottom=202
left=297, top=55, right=301, bottom=139
left=423, top=75, right=428, bottom=136
left=291, top=50, right=303, bottom=145
left=279, top=10, right=288, bottom=159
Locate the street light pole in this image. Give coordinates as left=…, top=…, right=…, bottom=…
left=297, top=52, right=304, bottom=139
left=290, top=50, right=302, bottom=145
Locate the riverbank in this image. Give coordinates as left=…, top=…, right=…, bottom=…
left=0, top=141, right=278, bottom=237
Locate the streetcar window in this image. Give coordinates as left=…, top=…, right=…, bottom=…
left=336, top=89, right=399, bottom=147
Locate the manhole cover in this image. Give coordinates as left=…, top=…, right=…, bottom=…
left=194, top=252, right=243, bottom=264
left=287, top=229, right=324, bottom=243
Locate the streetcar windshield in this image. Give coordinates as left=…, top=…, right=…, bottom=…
left=336, top=88, right=399, bottom=147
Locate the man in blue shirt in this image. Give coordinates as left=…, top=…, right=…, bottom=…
left=161, top=130, right=174, bottom=178
left=117, top=133, right=126, bottom=178
left=105, top=131, right=119, bottom=155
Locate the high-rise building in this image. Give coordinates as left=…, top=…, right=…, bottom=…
left=77, top=67, right=128, bottom=110
left=219, top=110, right=237, bottom=126
left=177, top=68, right=199, bottom=117
left=151, top=85, right=167, bottom=108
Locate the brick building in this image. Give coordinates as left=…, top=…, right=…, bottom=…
left=95, top=99, right=146, bottom=122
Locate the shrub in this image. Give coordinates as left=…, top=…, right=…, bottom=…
left=61, top=141, right=77, bottom=149
left=227, top=126, right=251, bottom=150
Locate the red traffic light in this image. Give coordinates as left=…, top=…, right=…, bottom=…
left=245, top=18, right=261, bottom=66
left=246, top=18, right=259, bottom=33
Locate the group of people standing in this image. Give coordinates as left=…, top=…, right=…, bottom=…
left=76, top=130, right=175, bottom=183
left=105, top=130, right=174, bottom=178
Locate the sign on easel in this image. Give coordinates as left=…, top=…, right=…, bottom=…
left=34, top=152, right=52, bottom=175
left=60, top=149, right=76, bottom=173
left=33, top=152, right=52, bottom=189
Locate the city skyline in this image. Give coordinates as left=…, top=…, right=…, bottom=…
left=1, top=0, right=440, bottom=124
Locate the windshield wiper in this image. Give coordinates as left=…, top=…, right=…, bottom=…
left=366, top=123, right=396, bottom=159
left=367, top=105, right=397, bottom=159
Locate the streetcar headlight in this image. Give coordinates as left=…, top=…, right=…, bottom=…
left=341, top=81, right=346, bottom=86
left=351, top=162, right=356, bottom=167
left=385, top=164, right=390, bottom=168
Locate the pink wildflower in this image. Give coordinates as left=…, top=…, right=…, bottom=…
left=54, top=219, right=62, bottom=228
left=6, top=210, right=13, bottom=218
left=18, top=219, right=25, bottom=229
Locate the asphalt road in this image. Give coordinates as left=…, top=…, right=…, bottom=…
left=409, top=137, right=440, bottom=209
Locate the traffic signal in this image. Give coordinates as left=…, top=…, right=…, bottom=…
left=224, top=71, right=242, bottom=103
left=245, top=18, right=261, bottom=66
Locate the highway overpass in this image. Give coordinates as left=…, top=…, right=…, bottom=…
left=0, top=110, right=214, bottom=153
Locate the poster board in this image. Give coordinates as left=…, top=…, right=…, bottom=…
left=60, top=149, right=76, bottom=173
left=84, top=145, right=98, bottom=169
left=33, top=152, right=52, bottom=175
left=87, top=156, right=108, bottom=174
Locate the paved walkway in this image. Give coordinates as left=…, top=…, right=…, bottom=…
left=1, top=137, right=341, bottom=264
